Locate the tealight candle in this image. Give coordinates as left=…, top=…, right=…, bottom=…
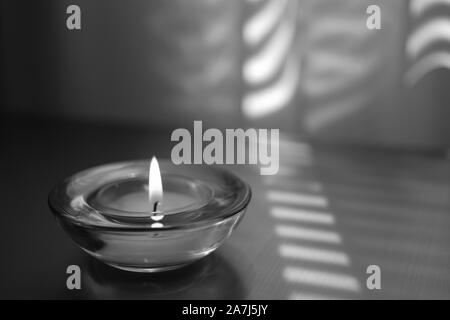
left=49, top=158, right=251, bottom=272
left=104, top=186, right=196, bottom=214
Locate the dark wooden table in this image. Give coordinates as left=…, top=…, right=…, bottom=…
left=1, top=115, right=449, bottom=299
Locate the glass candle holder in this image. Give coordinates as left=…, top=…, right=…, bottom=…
left=48, top=160, right=251, bottom=272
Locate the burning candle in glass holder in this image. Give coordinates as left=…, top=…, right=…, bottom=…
left=48, top=157, right=251, bottom=272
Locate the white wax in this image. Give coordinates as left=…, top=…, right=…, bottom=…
left=109, top=190, right=195, bottom=213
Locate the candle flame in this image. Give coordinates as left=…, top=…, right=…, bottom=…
left=149, top=157, right=163, bottom=214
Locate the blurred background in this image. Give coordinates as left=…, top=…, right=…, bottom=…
left=1, top=0, right=450, bottom=299
left=2, top=0, right=450, bottom=148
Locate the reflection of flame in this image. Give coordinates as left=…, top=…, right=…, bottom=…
left=149, top=157, right=163, bottom=215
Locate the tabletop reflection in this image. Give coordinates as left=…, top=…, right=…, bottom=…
left=84, top=253, right=245, bottom=299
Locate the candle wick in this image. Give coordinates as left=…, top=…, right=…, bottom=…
left=152, top=201, right=159, bottom=213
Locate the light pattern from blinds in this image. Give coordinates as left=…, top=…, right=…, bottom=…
left=242, top=0, right=300, bottom=118
left=405, top=0, right=450, bottom=85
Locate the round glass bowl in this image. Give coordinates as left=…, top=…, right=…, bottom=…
left=48, top=160, right=251, bottom=272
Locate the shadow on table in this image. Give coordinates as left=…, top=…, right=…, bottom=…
left=265, top=138, right=450, bottom=299
left=83, top=253, right=245, bottom=299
